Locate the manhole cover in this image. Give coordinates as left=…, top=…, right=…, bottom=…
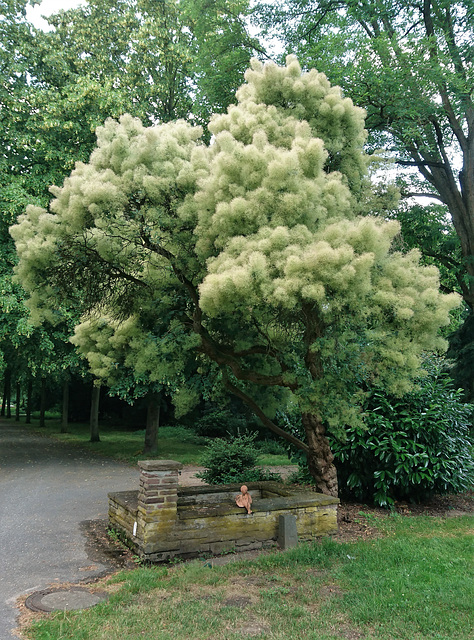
left=25, top=587, right=108, bottom=612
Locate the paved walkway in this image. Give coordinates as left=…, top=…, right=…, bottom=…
left=0, top=421, right=139, bottom=640
left=0, top=421, right=297, bottom=639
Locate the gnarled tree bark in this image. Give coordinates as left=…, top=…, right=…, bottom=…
left=302, top=412, right=338, bottom=497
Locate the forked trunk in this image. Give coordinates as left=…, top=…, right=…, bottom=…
left=302, top=412, right=338, bottom=497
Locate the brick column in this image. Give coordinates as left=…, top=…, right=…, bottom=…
left=136, top=460, right=183, bottom=555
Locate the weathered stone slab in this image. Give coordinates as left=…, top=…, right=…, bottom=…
left=278, top=514, right=298, bottom=549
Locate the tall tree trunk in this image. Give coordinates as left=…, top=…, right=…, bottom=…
left=15, top=380, right=20, bottom=422
left=90, top=383, right=101, bottom=442
left=6, top=372, right=12, bottom=418
left=61, top=378, right=69, bottom=433
left=302, top=412, right=338, bottom=497
left=2, top=368, right=11, bottom=417
left=299, top=304, right=339, bottom=496
left=39, top=377, right=46, bottom=427
left=144, top=393, right=160, bottom=454
left=26, top=378, right=32, bottom=424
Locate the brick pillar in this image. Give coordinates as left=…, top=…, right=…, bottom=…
left=136, top=460, right=183, bottom=556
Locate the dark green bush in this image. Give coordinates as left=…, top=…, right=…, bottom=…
left=196, top=432, right=282, bottom=484
left=194, top=408, right=248, bottom=438
left=332, top=360, right=474, bottom=507
left=254, top=438, right=288, bottom=456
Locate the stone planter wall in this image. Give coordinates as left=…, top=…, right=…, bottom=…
left=108, top=460, right=339, bottom=562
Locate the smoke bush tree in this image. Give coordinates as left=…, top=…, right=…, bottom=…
left=11, top=57, right=459, bottom=496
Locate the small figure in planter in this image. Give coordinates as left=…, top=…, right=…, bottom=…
left=236, top=485, right=253, bottom=514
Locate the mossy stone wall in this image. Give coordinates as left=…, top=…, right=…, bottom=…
left=108, top=460, right=339, bottom=562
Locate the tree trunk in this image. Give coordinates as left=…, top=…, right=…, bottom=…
left=90, top=383, right=101, bottom=442
left=39, top=377, right=46, bottom=427
left=15, top=380, right=20, bottom=422
left=302, top=412, right=338, bottom=497
left=26, top=379, right=32, bottom=424
left=2, top=368, right=11, bottom=417
left=144, top=393, right=160, bottom=454
left=61, top=378, right=69, bottom=433
left=5, top=371, right=12, bottom=419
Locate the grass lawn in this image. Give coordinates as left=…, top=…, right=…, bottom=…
left=21, top=417, right=291, bottom=467
left=23, top=514, right=473, bottom=640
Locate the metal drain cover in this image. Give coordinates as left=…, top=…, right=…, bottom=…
left=25, top=587, right=108, bottom=612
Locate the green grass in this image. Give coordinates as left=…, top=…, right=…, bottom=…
left=22, top=419, right=208, bottom=465
left=256, top=453, right=291, bottom=466
left=24, top=515, right=473, bottom=640
left=20, top=418, right=291, bottom=467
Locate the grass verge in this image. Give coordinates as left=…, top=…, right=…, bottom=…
left=18, top=418, right=290, bottom=467
left=23, top=515, right=473, bottom=640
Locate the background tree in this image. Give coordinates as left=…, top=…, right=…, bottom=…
left=70, top=315, right=179, bottom=453
left=256, top=1, right=474, bottom=389
left=1, top=0, right=261, bottom=418
left=11, top=57, right=458, bottom=496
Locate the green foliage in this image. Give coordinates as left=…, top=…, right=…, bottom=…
left=11, top=56, right=460, bottom=490
left=196, top=432, right=282, bottom=484
left=332, top=359, right=474, bottom=507
left=254, top=438, right=287, bottom=456
left=0, top=0, right=259, bottom=407
left=194, top=407, right=251, bottom=437
left=256, top=0, right=474, bottom=312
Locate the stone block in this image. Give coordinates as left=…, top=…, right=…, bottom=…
left=209, top=541, right=237, bottom=555
left=138, top=460, right=183, bottom=472
left=278, top=514, right=298, bottom=550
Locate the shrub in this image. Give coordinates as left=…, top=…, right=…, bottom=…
left=332, top=359, right=474, bottom=507
left=196, top=432, right=282, bottom=484
left=194, top=408, right=248, bottom=438
left=254, top=438, right=288, bottom=456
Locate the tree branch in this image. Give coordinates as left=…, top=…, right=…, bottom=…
left=395, top=158, right=445, bottom=169
left=401, top=191, right=445, bottom=202
left=198, top=329, right=298, bottom=390
left=223, top=373, right=309, bottom=453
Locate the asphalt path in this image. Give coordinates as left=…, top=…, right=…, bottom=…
left=0, top=420, right=139, bottom=640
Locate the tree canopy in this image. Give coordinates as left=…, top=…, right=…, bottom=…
left=257, top=1, right=474, bottom=308
left=11, top=57, right=459, bottom=495
left=0, top=0, right=260, bottom=405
